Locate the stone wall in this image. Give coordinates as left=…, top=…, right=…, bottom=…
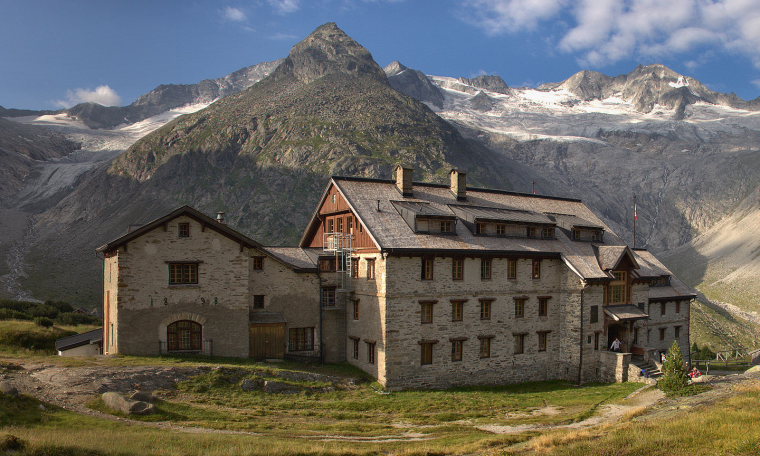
left=599, top=351, right=631, bottom=382
left=645, top=298, right=691, bottom=356
left=380, top=255, right=572, bottom=390
left=113, top=216, right=251, bottom=357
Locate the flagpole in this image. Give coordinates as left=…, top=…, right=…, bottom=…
left=633, top=194, right=637, bottom=249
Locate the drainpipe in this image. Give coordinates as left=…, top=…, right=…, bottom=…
left=577, top=280, right=589, bottom=385
left=317, top=269, right=324, bottom=364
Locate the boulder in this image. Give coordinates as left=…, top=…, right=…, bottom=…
left=102, top=392, right=155, bottom=415
left=240, top=378, right=264, bottom=392
left=0, top=381, right=19, bottom=397
left=263, top=380, right=300, bottom=394
left=129, top=390, right=155, bottom=403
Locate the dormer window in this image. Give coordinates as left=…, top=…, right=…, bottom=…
left=608, top=271, right=628, bottom=304
left=541, top=227, right=555, bottom=239
left=441, top=220, right=453, bottom=233
left=476, top=222, right=487, bottom=235
left=591, top=230, right=603, bottom=242
left=496, top=224, right=506, bottom=236
left=526, top=226, right=537, bottom=238
left=573, top=227, right=604, bottom=242
left=178, top=223, right=190, bottom=238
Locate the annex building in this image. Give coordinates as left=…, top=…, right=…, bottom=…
left=96, top=166, right=695, bottom=389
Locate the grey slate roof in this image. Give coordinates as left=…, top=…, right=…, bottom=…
left=634, top=249, right=697, bottom=300
left=55, top=328, right=102, bottom=351
left=449, top=204, right=555, bottom=224
left=546, top=213, right=604, bottom=230
left=264, top=247, right=318, bottom=270
left=597, top=245, right=639, bottom=271
left=604, top=305, right=649, bottom=321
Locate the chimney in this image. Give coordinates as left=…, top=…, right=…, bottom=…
left=395, top=165, right=413, bottom=197
left=216, top=212, right=225, bottom=224
left=450, top=169, right=467, bottom=200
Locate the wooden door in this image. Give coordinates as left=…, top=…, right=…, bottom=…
left=249, top=323, right=285, bottom=359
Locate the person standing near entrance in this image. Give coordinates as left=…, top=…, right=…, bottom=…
left=610, top=338, right=622, bottom=352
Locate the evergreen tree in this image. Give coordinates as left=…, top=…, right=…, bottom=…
left=659, top=340, right=689, bottom=394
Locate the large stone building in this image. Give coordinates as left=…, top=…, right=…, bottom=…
left=97, top=166, right=694, bottom=389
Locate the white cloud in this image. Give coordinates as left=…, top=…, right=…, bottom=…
left=221, top=6, right=247, bottom=22
left=54, top=85, right=122, bottom=108
left=268, top=0, right=300, bottom=14
left=462, top=0, right=566, bottom=34
left=268, top=32, right=298, bottom=40
left=463, top=0, right=760, bottom=68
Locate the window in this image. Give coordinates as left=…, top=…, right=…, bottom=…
left=320, top=287, right=336, bottom=307
left=352, top=300, right=359, bottom=320
left=253, top=256, right=264, bottom=270
left=253, top=295, right=265, bottom=309
left=420, top=301, right=435, bottom=324
left=538, top=331, right=548, bottom=352
left=542, top=227, right=555, bottom=239
left=527, top=226, right=537, bottom=238
left=347, top=216, right=353, bottom=233
left=572, top=228, right=581, bottom=240
left=331, top=194, right=337, bottom=204
left=661, top=302, right=666, bottom=316
left=507, top=259, right=517, bottom=280
left=451, top=300, right=464, bottom=322
left=352, top=338, right=359, bottom=359
left=351, top=258, right=359, bottom=278
left=366, top=342, right=376, bottom=364
left=481, top=258, right=492, bottom=280
left=168, top=263, right=198, bottom=285
left=591, top=230, right=603, bottom=242
left=496, top=224, right=506, bottom=236
left=366, top=259, right=375, bottom=280
left=452, top=258, right=464, bottom=280
left=634, top=328, right=639, bottom=345
left=608, top=271, right=628, bottom=304
left=659, top=327, right=666, bottom=341
left=675, top=326, right=681, bottom=338
left=532, top=259, right=541, bottom=279
left=676, top=301, right=681, bottom=313
left=538, top=297, right=549, bottom=317
left=476, top=222, right=487, bottom=234
left=441, top=220, right=453, bottom=233
left=594, top=332, right=600, bottom=350
left=513, top=333, right=525, bottom=354
left=319, top=257, right=336, bottom=272
left=480, top=299, right=492, bottom=320
left=337, top=217, right=343, bottom=232
left=289, top=327, right=314, bottom=351
left=327, top=218, right=334, bottom=233
left=167, top=320, right=202, bottom=352
left=451, top=340, right=464, bottom=361
left=514, top=298, right=526, bottom=318
left=178, top=222, right=190, bottom=238
left=479, top=337, right=492, bottom=358
left=638, top=302, right=645, bottom=311
left=590, top=305, right=598, bottom=323
left=420, top=342, right=434, bottom=365
left=421, top=257, right=434, bottom=280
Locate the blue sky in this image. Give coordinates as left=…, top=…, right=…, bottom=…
left=2, top=0, right=760, bottom=110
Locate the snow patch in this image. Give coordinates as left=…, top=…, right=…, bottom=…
left=668, top=76, right=689, bottom=88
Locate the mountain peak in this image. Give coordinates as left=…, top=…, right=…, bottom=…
left=271, top=22, right=387, bottom=84
left=384, top=61, right=408, bottom=77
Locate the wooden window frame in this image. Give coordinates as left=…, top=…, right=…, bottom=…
left=421, top=257, right=434, bottom=281
left=526, top=226, right=537, bottom=238
left=538, top=297, right=549, bottom=317
left=480, top=299, right=492, bottom=320
left=476, top=221, right=487, bottom=235
left=168, top=263, right=198, bottom=285
left=451, top=339, right=464, bottom=362
left=420, top=342, right=434, bottom=365
left=352, top=299, right=360, bottom=320
left=675, top=326, right=681, bottom=338
left=675, top=301, right=681, bottom=314
left=351, top=338, right=359, bottom=359
left=541, top=227, right=555, bottom=239
left=366, top=259, right=375, bottom=280
left=252, top=256, right=264, bottom=270
left=327, top=218, right=334, bottom=233
left=167, top=320, right=202, bottom=352
left=507, top=259, right=517, bottom=280
left=451, top=300, right=465, bottom=322
left=366, top=341, right=376, bottom=364
left=661, top=301, right=667, bottom=316
left=252, top=295, right=265, bottom=309
left=440, top=220, right=453, bottom=233
left=178, top=222, right=190, bottom=238
left=481, top=258, right=492, bottom=280
left=347, top=216, right=353, bottom=233
left=351, top=257, right=359, bottom=278
left=452, top=257, right=464, bottom=281
left=537, top=331, right=549, bottom=352
left=590, top=305, right=599, bottom=323
left=337, top=217, right=343, bottom=233
left=320, top=287, right=336, bottom=307
left=496, top=223, right=506, bottom=236
left=608, top=270, right=628, bottom=305
left=513, top=333, right=526, bottom=354
left=514, top=298, right=526, bottom=319
left=420, top=301, right=435, bottom=324
left=478, top=336, right=492, bottom=358
left=319, top=257, right=337, bottom=272
left=532, top=259, right=541, bottom=280
left=288, top=327, right=315, bottom=352
left=659, top=327, right=666, bottom=341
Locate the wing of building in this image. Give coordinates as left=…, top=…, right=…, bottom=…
left=95, top=166, right=695, bottom=389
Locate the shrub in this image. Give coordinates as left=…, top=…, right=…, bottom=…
left=659, top=340, right=689, bottom=395
left=45, top=300, right=74, bottom=313
left=0, top=308, right=31, bottom=321
left=34, top=317, right=54, bottom=328
left=29, top=304, right=58, bottom=319
left=0, top=434, right=26, bottom=452
left=56, top=312, right=99, bottom=326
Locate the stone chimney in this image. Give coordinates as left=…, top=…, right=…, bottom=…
left=216, top=212, right=225, bottom=224
left=450, top=169, right=467, bottom=200
left=395, top=165, right=413, bottom=197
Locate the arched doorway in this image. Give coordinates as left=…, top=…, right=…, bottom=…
left=167, top=320, right=202, bottom=352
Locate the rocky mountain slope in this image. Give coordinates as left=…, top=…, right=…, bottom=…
left=20, top=23, right=519, bottom=305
